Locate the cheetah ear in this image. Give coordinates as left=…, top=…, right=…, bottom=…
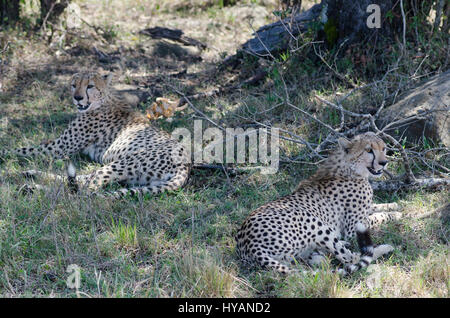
left=71, top=73, right=80, bottom=82
left=338, top=137, right=352, bottom=152
left=103, top=74, right=113, bottom=86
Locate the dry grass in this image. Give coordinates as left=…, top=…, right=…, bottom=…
left=0, top=0, right=448, bottom=298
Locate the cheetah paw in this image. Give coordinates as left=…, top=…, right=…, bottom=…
left=307, top=253, right=327, bottom=266
left=339, top=240, right=351, bottom=248
left=390, top=211, right=403, bottom=221
left=18, top=183, right=48, bottom=195
left=18, top=183, right=37, bottom=195
left=22, top=169, right=39, bottom=179
left=373, top=244, right=394, bottom=259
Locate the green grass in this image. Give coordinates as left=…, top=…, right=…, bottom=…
left=0, top=0, right=448, bottom=298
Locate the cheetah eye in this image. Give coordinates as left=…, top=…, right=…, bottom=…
left=367, top=148, right=373, bottom=154
left=87, top=84, right=94, bottom=89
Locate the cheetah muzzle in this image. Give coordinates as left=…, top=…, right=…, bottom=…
left=367, top=166, right=383, bottom=177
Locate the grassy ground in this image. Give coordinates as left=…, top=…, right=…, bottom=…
left=0, top=0, right=448, bottom=297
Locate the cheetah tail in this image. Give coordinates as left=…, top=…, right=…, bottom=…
left=66, top=161, right=79, bottom=194
left=338, top=223, right=375, bottom=276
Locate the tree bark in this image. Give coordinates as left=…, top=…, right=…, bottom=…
left=241, top=3, right=323, bottom=56
left=39, top=0, right=70, bottom=26
left=0, top=0, right=20, bottom=26
left=241, top=0, right=436, bottom=56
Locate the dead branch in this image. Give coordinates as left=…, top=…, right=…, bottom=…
left=233, top=112, right=322, bottom=159
left=69, top=12, right=109, bottom=44
left=192, top=163, right=243, bottom=176
left=156, top=8, right=448, bottom=192
left=0, top=42, right=9, bottom=54
left=170, top=86, right=225, bottom=132
left=313, top=45, right=357, bottom=88
left=314, top=95, right=419, bottom=184
left=40, top=1, right=56, bottom=35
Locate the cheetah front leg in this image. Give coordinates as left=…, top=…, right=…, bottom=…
left=372, top=203, right=402, bottom=213
left=2, top=117, right=92, bottom=160
left=368, top=212, right=402, bottom=229
left=369, top=203, right=403, bottom=228
left=316, top=223, right=391, bottom=275
left=302, top=242, right=350, bottom=267
left=17, top=169, right=67, bottom=196
left=66, top=161, right=129, bottom=193
left=304, top=250, right=327, bottom=266
left=20, top=163, right=120, bottom=195
left=22, top=169, right=65, bottom=182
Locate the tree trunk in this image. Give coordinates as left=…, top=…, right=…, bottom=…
left=326, top=0, right=436, bottom=45
left=39, top=0, right=70, bottom=26
left=241, top=3, right=323, bottom=56
left=0, top=0, right=20, bottom=26
left=242, top=0, right=436, bottom=56
left=323, top=0, right=395, bottom=45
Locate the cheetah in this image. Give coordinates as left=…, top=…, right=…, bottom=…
left=1, top=72, right=190, bottom=197
left=235, top=132, right=401, bottom=275
left=146, top=97, right=187, bottom=120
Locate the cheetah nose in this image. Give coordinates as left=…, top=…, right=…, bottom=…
left=379, top=160, right=388, bottom=166
left=74, top=95, right=83, bottom=101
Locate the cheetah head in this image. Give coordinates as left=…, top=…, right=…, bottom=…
left=337, top=132, right=388, bottom=179
left=70, top=72, right=112, bottom=112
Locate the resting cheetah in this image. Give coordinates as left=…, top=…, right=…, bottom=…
left=1, top=72, right=190, bottom=197
left=236, top=132, right=401, bottom=275
left=146, top=97, right=187, bottom=120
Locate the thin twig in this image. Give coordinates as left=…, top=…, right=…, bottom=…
left=369, top=114, right=416, bottom=183
left=400, top=0, right=407, bottom=51
left=40, top=1, right=56, bottom=34
left=314, top=94, right=371, bottom=119
left=314, top=94, right=418, bottom=183
left=313, top=45, right=357, bottom=88
left=0, top=42, right=10, bottom=54
left=170, top=86, right=225, bottom=131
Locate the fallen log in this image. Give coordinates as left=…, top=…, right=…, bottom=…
left=241, top=3, right=323, bottom=56
left=139, top=27, right=207, bottom=50
left=370, top=178, right=450, bottom=192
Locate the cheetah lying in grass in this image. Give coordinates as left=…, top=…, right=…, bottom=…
left=236, top=132, right=402, bottom=275
left=1, top=72, right=190, bottom=198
